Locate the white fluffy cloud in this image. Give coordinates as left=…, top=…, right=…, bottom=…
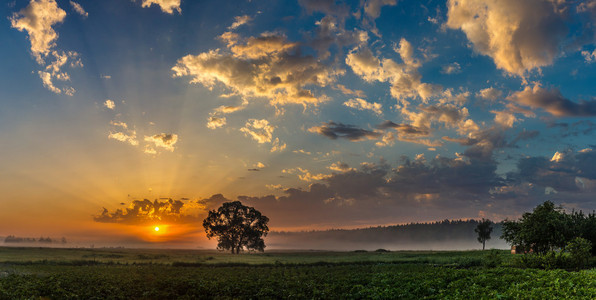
left=446, top=0, right=570, bottom=76
left=343, top=98, right=382, bottom=115
left=141, top=0, right=181, bottom=14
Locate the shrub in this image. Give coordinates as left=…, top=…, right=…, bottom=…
left=483, top=249, right=502, bottom=268
left=566, top=237, right=592, bottom=270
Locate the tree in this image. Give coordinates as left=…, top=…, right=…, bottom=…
left=501, top=201, right=571, bottom=254
left=203, top=201, right=269, bottom=254
left=474, top=219, right=493, bottom=250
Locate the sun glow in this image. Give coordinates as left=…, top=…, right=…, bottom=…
left=154, top=226, right=160, bottom=232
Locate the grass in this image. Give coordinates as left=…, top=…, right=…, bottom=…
left=0, top=247, right=594, bottom=299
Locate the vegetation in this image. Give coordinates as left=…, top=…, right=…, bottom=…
left=0, top=247, right=595, bottom=299
left=203, top=201, right=269, bottom=254
left=474, top=218, right=493, bottom=250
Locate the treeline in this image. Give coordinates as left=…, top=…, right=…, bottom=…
left=268, top=219, right=504, bottom=250
left=4, top=235, right=67, bottom=244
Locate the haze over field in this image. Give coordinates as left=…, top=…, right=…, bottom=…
left=2, top=0, right=596, bottom=249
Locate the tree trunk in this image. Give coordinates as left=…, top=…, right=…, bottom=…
left=482, top=240, right=486, bottom=250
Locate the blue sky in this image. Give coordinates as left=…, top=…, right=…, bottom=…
left=1, top=0, right=596, bottom=244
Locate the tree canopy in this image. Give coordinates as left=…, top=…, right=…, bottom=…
left=203, top=201, right=269, bottom=254
left=501, top=201, right=596, bottom=255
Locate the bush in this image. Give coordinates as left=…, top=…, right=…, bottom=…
left=483, top=249, right=502, bottom=268
left=519, top=251, right=568, bottom=269
left=566, top=237, right=592, bottom=270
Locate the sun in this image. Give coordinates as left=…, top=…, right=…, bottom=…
left=154, top=226, right=160, bottom=232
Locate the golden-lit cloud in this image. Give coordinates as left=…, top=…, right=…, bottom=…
left=343, top=98, right=382, bottom=115
left=477, top=87, right=503, bottom=101
left=173, top=31, right=339, bottom=107
left=240, top=119, right=274, bottom=144
left=141, top=0, right=181, bottom=14
left=10, top=0, right=66, bottom=63
left=144, top=133, right=178, bottom=152
left=328, top=162, right=355, bottom=172
left=94, top=199, right=200, bottom=225
left=11, top=0, right=81, bottom=95
left=446, top=0, right=570, bottom=76
left=104, top=99, right=115, bottom=110
left=69, top=1, right=87, bottom=17
left=363, top=0, right=396, bottom=19
left=228, top=15, right=252, bottom=30
left=507, top=84, right=596, bottom=117
left=346, top=39, right=441, bottom=103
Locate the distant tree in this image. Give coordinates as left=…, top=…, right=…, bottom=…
left=203, top=201, right=269, bottom=254
left=475, top=219, right=493, bottom=250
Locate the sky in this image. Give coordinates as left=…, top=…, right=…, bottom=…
left=1, top=0, right=596, bottom=248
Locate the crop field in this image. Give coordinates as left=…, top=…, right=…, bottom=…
left=0, top=247, right=595, bottom=299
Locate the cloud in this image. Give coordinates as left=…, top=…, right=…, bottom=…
left=254, top=162, right=266, bottom=169
left=144, top=133, right=178, bottom=152
left=343, top=98, right=382, bottom=115
left=508, top=84, right=596, bottom=117
left=10, top=0, right=66, bottom=63
left=492, top=110, right=518, bottom=128
left=206, top=116, right=226, bottom=129
left=363, top=0, right=396, bottom=19
left=11, top=0, right=81, bottom=94
left=229, top=15, right=252, bottom=30
left=309, top=122, right=381, bottom=141
left=446, top=0, right=573, bottom=76
left=441, top=62, right=461, bottom=74
left=477, top=87, right=503, bottom=101
left=240, top=119, right=275, bottom=144
left=173, top=31, right=339, bottom=107
left=374, top=120, right=440, bottom=147
left=270, top=138, right=287, bottom=152
left=104, top=100, right=115, bottom=110
left=582, top=49, right=596, bottom=63
left=328, top=162, right=355, bottom=172
left=69, top=1, right=87, bottom=17
left=346, top=39, right=442, bottom=104
left=206, top=105, right=245, bottom=129
left=94, top=199, right=200, bottom=225
left=108, top=131, right=138, bottom=146
left=335, top=84, right=366, bottom=98
left=140, top=0, right=181, bottom=14
left=298, top=0, right=350, bottom=19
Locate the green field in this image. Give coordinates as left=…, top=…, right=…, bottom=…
left=0, top=247, right=595, bottom=299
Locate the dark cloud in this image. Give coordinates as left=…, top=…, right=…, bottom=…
left=94, top=199, right=200, bottom=225
left=548, top=120, right=596, bottom=137
left=376, top=121, right=430, bottom=136
left=309, top=122, right=381, bottom=141
left=298, top=0, right=350, bottom=19
left=248, top=168, right=260, bottom=171
left=508, top=85, right=596, bottom=117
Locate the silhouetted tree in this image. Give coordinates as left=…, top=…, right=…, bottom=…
left=475, top=218, right=493, bottom=250
left=203, top=201, right=269, bottom=254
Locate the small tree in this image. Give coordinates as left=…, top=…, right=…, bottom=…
left=203, top=201, right=269, bottom=254
left=475, top=219, right=493, bottom=250
left=566, top=237, right=592, bottom=270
